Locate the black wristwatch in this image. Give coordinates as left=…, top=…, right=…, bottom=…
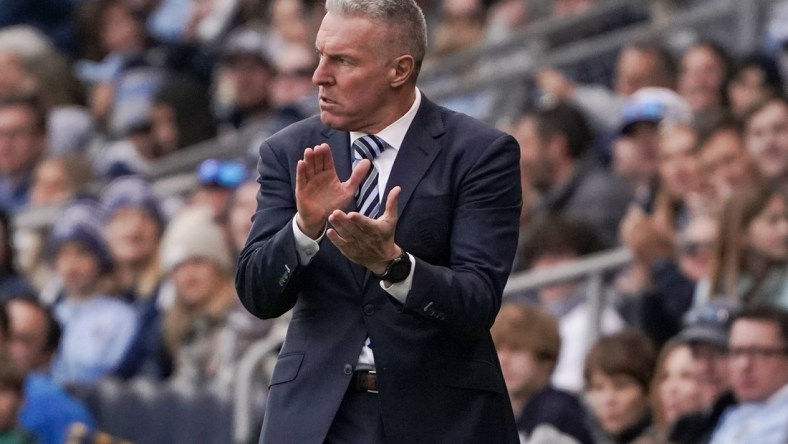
left=373, top=250, right=411, bottom=283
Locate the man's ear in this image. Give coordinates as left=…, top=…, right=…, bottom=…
left=389, top=55, right=415, bottom=88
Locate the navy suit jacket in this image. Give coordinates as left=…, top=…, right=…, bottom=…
left=236, top=95, right=521, bottom=443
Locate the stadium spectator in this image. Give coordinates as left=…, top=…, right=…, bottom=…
left=695, top=182, right=788, bottom=309
left=430, top=0, right=486, bottom=57
left=741, top=96, right=788, bottom=193
left=697, top=120, right=760, bottom=207
left=73, top=0, right=152, bottom=123
left=27, top=153, right=94, bottom=209
left=268, top=42, right=319, bottom=123
left=536, top=42, right=676, bottom=142
left=707, top=305, right=788, bottom=444
left=515, top=101, right=632, bottom=247
left=518, top=214, right=625, bottom=392
left=584, top=328, right=657, bottom=444
left=0, top=95, right=48, bottom=214
left=648, top=339, right=703, bottom=441
left=91, top=65, right=165, bottom=179
left=149, top=72, right=217, bottom=155
left=619, top=211, right=718, bottom=347
left=669, top=299, right=738, bottom=444
left=612, top=87, right=693, bottom=212
left=725, top=53, right=784, bottom=119
left=677, top=41, right=731, bottom=115
left=45, top=201, right=138, bottom=386
left=213, top=27, right=277, bottom=130
left=0, top=210, right=33, bottom=302
left=159, top=205, right=268, bottom=393
left=5, top=297, right=96, bottom=444
left=491, top=303, right=594, bottom=444
left=101, top=176, right=170, bottom=380
left=190, top=158, right=250, bottom=226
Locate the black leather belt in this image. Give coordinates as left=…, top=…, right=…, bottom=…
left=351, top=370, right=378, bottom=393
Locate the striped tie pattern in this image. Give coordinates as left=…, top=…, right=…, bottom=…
left=352, top=134, right=388, bottom=218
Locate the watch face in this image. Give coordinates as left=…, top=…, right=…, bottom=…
left=387, top=260, right=410, bottom=282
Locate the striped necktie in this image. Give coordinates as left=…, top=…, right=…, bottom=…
left=352, top=134, right=388, bottom=218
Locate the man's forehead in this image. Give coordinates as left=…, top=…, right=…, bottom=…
left=730, top=319, right=781, bottom=343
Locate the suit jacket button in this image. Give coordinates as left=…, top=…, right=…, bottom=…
left=363, top=304, right=375, bottom=316
left=343, top=364, right=353, bottom=375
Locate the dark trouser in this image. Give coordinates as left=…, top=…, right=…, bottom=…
left=324, top=387, right=385, bottom=443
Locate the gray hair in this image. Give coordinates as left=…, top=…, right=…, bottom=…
left=325, top=0, right=427, bottom=80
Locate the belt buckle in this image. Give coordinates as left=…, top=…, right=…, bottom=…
left=366, top=370, right=378, bottom=394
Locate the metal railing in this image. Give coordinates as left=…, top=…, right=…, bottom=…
left=504, top=246, right=633, bottom=342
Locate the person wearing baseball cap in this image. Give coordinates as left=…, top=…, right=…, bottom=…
left=668, top=298, right=740, bottom=444
left=216, top=27, right=276, bottom=128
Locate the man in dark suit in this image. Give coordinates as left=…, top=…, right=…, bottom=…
left=235, top=0, right=522, bottom=442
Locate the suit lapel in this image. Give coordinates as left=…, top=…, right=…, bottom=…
left=361, top=96, right=446, bottom=290
left=385, top=96, right=445, bottom=220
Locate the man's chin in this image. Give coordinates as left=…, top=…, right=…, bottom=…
left=319, top=112, right=350, bottom=131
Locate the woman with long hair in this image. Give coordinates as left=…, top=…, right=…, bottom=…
left=696, top=182, right=788, bottom=309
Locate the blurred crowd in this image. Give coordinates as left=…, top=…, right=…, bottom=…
left=496, top=0, right=788, bottom=442
left=0, top=0, right=786, bottom=443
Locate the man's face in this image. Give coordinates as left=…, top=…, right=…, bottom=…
left=728, top=319, right=788, bottom=403
left=744, top=101, right=788, bottom=181
left=7, top=299, right=52, bottom=373
left=54, top=242, right=102, bottom=297
left=615, top=48, right=662, bottom=96
left=105, top=207, right=161, bottom=266
left=689, top=341, right=730, bottom=408
left=678, top=46, right=725, bottom=112
left=699, top=128, right=752, bottom=202
left=0, top=105, right=45, bottom=176
left=225, top=55, right=274, bottom=112
left=313, top=12, right=401, bottom=133
left=497, top=347, right=547, bottom=401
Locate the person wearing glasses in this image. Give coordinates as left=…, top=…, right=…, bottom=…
left=668, top=299, right=738, bottom=444
left=707, top=305, right=788, bottom=444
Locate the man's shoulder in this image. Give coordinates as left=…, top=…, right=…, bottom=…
left=668, top=392, right=737, bottom=444
left=267, top=115, right=327, bottom=142
left=432, top=101, right=509, bottom=140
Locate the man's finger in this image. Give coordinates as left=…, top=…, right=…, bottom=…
left=347, top=159, right=371, bottom=190
left=316, top=143, right=333, bottom=173
left=296, top=160, right=307, bottom=188
left=382, top=186, right=401, bottom=221
left=328, top=210, right=355, bottom=237
left=303, top=147, right=316, bottom=177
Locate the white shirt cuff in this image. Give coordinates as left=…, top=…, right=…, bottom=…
left=292, top=216, right=324, bottom=265
left=380, top=253, right=415, bottom=304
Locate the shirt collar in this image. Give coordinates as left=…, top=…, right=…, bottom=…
left=350, top=88, right=421, bottom=151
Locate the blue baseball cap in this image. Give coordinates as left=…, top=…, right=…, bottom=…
left=619, top=87, right=693, bottom=135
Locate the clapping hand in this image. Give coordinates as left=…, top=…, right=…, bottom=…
left=327, top=187, right=402, bottom=275
left=295, top=143, right=370, bottom=239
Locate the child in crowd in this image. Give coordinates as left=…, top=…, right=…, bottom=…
left=46, top=201, right=138, bottom=386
